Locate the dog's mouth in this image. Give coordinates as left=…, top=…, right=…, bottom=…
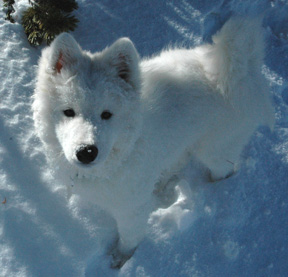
left=71, top=171, right=93, bottom=180
left=69, top=162, right=108, bottom=182
left=69, top=160, right=102, bottom=180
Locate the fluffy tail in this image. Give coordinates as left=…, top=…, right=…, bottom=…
left=205, top=16, right=266, bottom=96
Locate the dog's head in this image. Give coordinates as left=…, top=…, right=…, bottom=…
left=33, top=33, right=142, bottom=177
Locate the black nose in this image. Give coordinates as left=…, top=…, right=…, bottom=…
left=76, top=145, right=98, bottom=164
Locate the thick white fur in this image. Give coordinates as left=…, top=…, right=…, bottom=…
left=33, top=17, right=274, bottom=267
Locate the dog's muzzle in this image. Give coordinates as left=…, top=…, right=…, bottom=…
left=76, top=145, right=98, bottom=164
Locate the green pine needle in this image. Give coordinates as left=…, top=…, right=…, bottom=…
left=21, top=0, right=79, bottom=46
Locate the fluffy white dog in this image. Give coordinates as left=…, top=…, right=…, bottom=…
left=33, top=17, right=274, bottom=268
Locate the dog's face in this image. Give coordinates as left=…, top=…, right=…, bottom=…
left=33, top=34, right=142, bottom=176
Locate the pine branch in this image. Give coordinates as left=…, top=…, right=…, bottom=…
left=29, top=0, right=78, bottom=13
left=22, top=1, right=79, bottom=46
left=3, top=0, right=15, bottom=23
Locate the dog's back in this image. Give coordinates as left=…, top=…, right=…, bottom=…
left=139, top=17, right=274, bottom=181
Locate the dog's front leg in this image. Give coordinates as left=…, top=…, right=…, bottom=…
left=110, top=241, right=136, bottom=269
left=110, top=201, right=152, bottom=269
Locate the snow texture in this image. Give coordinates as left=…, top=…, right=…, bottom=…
left=0, top=0, right=287, bottom=276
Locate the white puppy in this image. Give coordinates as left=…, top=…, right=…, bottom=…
left=33, top=17, right=274, bottom=268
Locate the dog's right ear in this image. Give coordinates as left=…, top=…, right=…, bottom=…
left=46, top=33, right=83, bottom=74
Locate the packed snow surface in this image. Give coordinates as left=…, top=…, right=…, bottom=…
left=0, top=0, right=288, bottom=276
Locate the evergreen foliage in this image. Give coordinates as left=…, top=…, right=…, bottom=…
left=22, top=0, right=79, bottom=46
left=3, top=0, right=15, bottom=23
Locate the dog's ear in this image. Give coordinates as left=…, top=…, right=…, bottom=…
left=103, top=38, right=140, bottom=90
left=46, top=33, right=83, bottom=74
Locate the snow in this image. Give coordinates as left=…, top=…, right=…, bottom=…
left=0, top=0, right=288, bottom=276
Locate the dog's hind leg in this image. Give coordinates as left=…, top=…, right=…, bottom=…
left=196, top=142, right=239, bottom=182
left=207, top=158, right=236, bottom=182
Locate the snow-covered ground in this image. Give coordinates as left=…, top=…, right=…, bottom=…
left=0, top=0, right=288, bottom=276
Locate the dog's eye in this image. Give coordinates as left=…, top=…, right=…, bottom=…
left=101, top=110, right=113, bottom=120
left=63, top=109, right=76, bottom=117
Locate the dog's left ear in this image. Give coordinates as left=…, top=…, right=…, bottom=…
left=103, top=38, right=140, bottom=91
